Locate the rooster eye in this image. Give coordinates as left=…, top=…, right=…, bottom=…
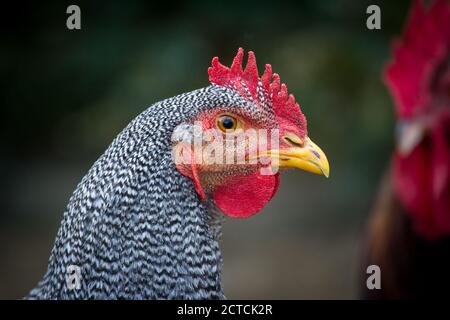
left=217, top=115, right=238, bottom=132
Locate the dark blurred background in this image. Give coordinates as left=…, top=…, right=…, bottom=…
left=0, top=0, right=411, bottom=299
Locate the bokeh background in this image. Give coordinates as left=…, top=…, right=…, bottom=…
left=1, top=0, right=412, bottom=299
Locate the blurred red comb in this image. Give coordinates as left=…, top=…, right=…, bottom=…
left=385, top=0, right=450, bottom=119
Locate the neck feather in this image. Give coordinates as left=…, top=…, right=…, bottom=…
left=28, top=87, right=226, bottom=299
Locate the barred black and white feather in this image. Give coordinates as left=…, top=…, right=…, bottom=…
left=27, top=85, right=256, bottom=299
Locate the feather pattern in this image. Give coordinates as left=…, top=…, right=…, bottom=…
left=27, top=86, right=251, bottom=299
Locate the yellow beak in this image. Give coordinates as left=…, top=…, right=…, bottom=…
left=257, top=135, right=330, bottom=178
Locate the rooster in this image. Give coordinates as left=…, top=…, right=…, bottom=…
left=27, top=48, right=329, bottom=299
left=362, top=0, right=450, bottom=299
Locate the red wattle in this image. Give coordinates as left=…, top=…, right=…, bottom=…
left=394, top=145, right=432, bottom=237
left=431, top=120, right=450, bottom=235
left=393, top=117, right=450, bottom=240
left=212, top=172, right=280, bottom=218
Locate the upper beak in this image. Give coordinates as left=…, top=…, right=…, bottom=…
left=256, top=133, right=330, bottom=178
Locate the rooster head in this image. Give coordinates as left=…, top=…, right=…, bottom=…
left=385, top=0, right=450, bottom=239
left=172, top=48, right=329, bottom=218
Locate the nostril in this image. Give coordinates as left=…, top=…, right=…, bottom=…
left=283, top=135, right=304, bottom=148
left=312, top=150, right=321, bottom=159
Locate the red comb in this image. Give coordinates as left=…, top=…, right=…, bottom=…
left=384, top=0, right=450, bottom=119
left=208, top=48, right=306, bottom=135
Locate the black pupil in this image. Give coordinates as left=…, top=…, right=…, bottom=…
left=222, top=117, right=234, bottom=129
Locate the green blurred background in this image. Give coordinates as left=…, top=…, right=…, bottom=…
left=0, top=0, right=411, bottom=299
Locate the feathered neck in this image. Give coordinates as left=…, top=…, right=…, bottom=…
left=28, top=87, right=226, bottom=299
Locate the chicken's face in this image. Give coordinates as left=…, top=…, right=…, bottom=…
left=385, top=0, right=450, bottom=239
left=172, top=48, right=329, bottom=218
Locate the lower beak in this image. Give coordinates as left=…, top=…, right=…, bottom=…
left=257, top=137, right=330, bottom=177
